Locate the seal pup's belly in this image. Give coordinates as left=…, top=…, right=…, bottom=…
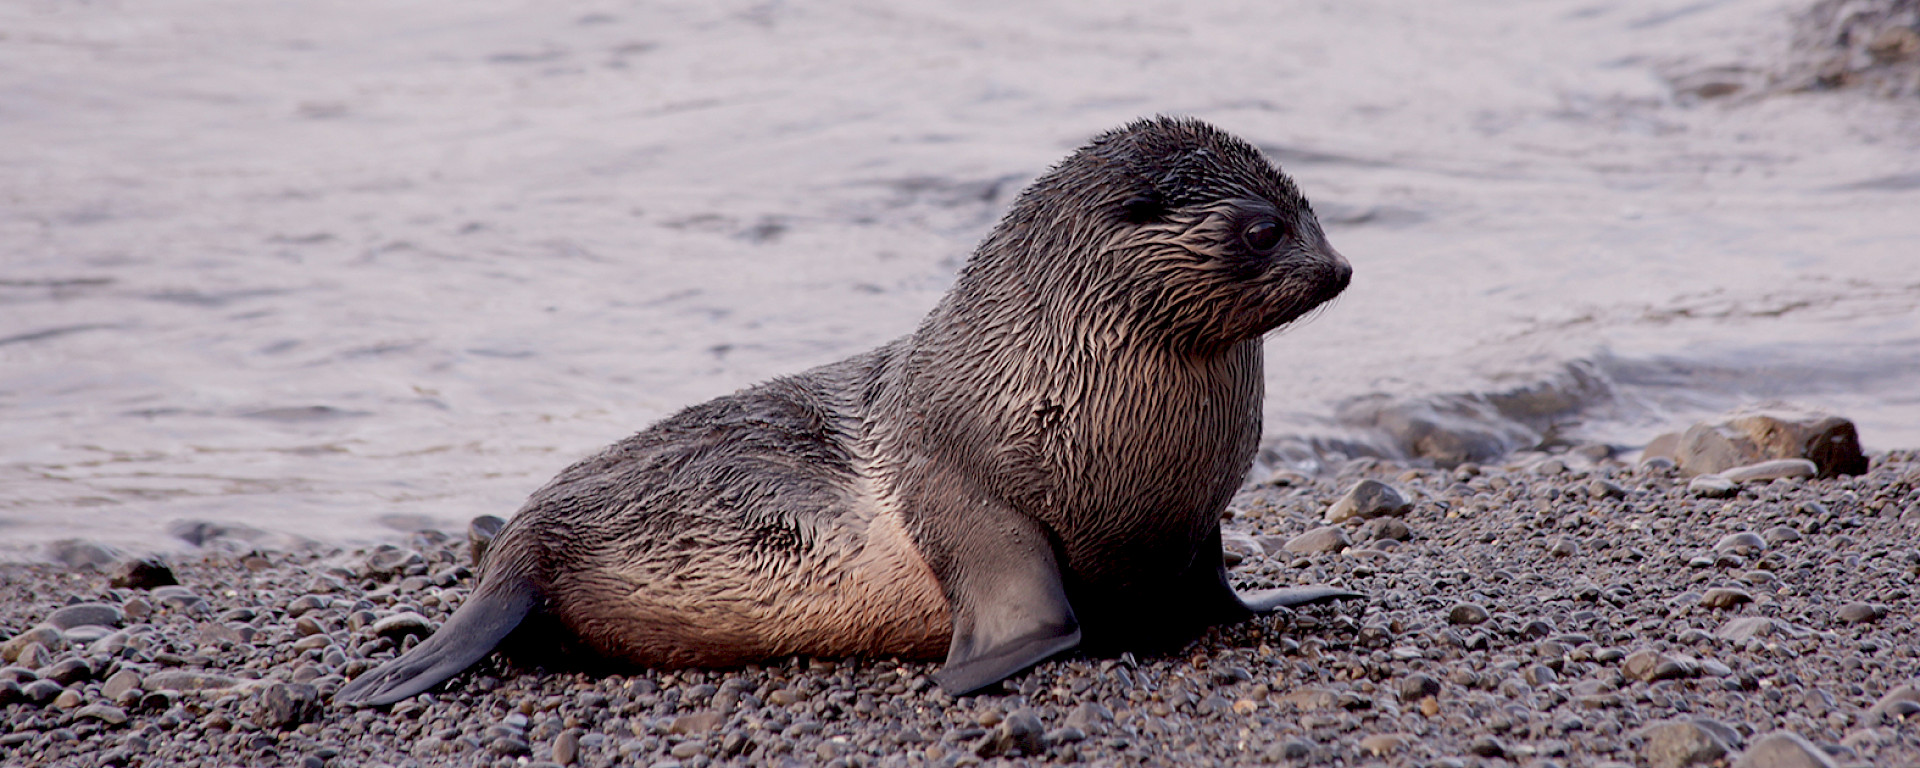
left=545, top=505, right=951, bottom=667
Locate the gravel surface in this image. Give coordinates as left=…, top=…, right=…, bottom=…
left=4, top=449, right=1918, bottom=768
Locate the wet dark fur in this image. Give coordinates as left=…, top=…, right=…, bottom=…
left=335, top=116, right=1354, bottom=706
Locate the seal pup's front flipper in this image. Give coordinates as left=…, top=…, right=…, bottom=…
left=926, top=507, right=1081, bottom=696
left=1238, top=586, right=1365, bottom=613
left=333, top=576, right=538, bottom=706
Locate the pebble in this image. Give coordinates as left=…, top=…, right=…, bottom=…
left=468, top=515, right=507, bottom=565
left=1447, top=602, right=1491, bottom=625
left=1835, top=602, right=1884, bottom=623
left=1399, top=673, right=1441, bottom=701
left=1760, top=525, right=1803, bottom=545
left=143, top=670, right=241, bottom=692
left=369, top=612, right=434, bottom=641
left=254, top=682, right=320, bottom=729
left=40, top=657, right=93, bottom=685
left=553, top=728, right=582, bottom=765
left=1638, top=718, right=1734, bottom=768
left=16, top=642, right=54, bottom=670
left=21, top=678, right=62, bottom=704
left=1001, top=708, right=1046, bottom=755
left=1689, top=476, right=1739, bottom=497
left=75, top=704, right=130, bottom=725
left=1623, top=649, right=1701, bottom=682
left=1282, top=526, right=1349, bottom=555
left=1731, top=730, right=1839, bottom=768
left=669, top=710, right=722, bottom=734
left=1359, top=732, right=1412, bottom=756
left=1866, top=684, right=1920, bottom=724
left=1, top=625, right=64, bottom=662
left=1718, top=459, right=1816, bottom=483
left=364, top=545, right=425, bottom=576
left=108, top=557, right=179, bottom=589
left=102, top=669, right=143, bottom=702
left=1714, top=532, right=1768, bottom=555
left=47, top=602, right=125, bottom=630
left=1716, top=617, right=1788, bottom=643
left=1325, top=479, right=1413, bottom=523
left=1700, top=588, right=1754, bottom=608
left=148, top=586, right=209, bottom=613
left=1358, top=516, right=1412, bottom=542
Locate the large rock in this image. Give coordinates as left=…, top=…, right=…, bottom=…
left=1651, top=406, right=1867, bottom=478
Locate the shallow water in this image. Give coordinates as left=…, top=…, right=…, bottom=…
left=3, top=0, right=1917, bottom=558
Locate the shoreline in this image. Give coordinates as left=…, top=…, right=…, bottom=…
left=4, top=449, right=1915, bottom=767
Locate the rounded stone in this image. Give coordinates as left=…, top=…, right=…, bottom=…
left=1701, top=588, right=1754, bottom=609
left=1447, top=602, right=1491, bottom=626
left=369, top=612, right=434, bottom=641
left=108, top=558, right=179, bottom=590
left=1714, top=532, right=1768, bottom=556
left=46, top=603, right=125, bottom=631
left=1835, top=602, right=1884, bottom=623
left=1325, top=480, right=1413, bottom=523
left=1731, top=730, right=1839, bottom=768
left=1282, top=526, right=1350, bottom=555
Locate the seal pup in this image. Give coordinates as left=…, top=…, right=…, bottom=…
left=335, top=116, right=1357, bottom=706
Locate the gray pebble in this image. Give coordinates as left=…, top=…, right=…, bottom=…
left=1282, top=526, right=1349, bottom=555
left=1399, top=673, right=1440, bottom=701
left=1447, top=602, right=1491, bottom=625
left=1835, top=602, right=1884, bottom=623
left=2, top=625, right=64, bottom=662
left=285, top=595, right=330, bottom=618
left=148, top=586, right=209, bottom=613
left=365, top=546, right=425, bottom=577
left=1624, top=649, right=1701, bottom=682
left=1325, top=479, right=1412, bottom=523
left=1714, top=532, right=1768, bottom=555
left=469, top=515, right=507, bottom=566
left=1701, top=588, right=1754, bottom=609
left=39, top=657, right=93, bottom=686
left=1358, top=517, right=1412, bottom=542
left=1638, top=718, right=1734, bottom=768
left=1760, top=526, right=1802, bottom=545
left=1718, top=459, right=1816, bottom=483
left=1689, top=476, right=1739, bottom=498
left=15, top=642, right=54, bottom=670
left=1002, top=708, right=1046, bottom=755
left=1731, top=730, right=1838, bottom=768
left=254, top=682, right=319, bottom=730
left=102, top=669, right=142, bottom=702
left=47, top=602, right=125, bottom=630
left=108, top=557, right=179, bottom=590
left=75, top=704, right=130, bottom=725
left=21, top=678, right=63, bottom=705
left=370, top=612, right=435, bottom=641
left=143, top=670, right=241, bottom=692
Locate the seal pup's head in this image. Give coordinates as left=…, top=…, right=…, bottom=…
left=955, top=116, right=1350, bottom=354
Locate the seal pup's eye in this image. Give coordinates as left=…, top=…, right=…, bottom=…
left=1241, top=219, right=1285, bottom=252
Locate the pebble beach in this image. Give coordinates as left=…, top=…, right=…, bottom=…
left=4, top=446, right=1917, bottom=767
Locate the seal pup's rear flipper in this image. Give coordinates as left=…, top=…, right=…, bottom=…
left=928, top=511, right=1081, bottom=696
left=1238, top=586, right=1365, bottom=613
left=333, top=577, right=538, bottom=706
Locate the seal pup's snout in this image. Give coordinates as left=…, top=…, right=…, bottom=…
left=1321, top=244, right=1353, bottom=298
